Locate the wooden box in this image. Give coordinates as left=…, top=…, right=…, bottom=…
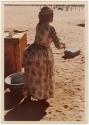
left=4, top=32, right=27, bottom=77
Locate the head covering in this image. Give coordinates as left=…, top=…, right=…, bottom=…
left=38, top=6, right=53, bottom=23
left=39, top=6, right=53, bottom=16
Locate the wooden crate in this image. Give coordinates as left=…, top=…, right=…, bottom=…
left=4, top=32, right=27, bottom=77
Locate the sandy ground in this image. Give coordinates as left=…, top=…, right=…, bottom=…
left=4, top=5, right=86, bottom=122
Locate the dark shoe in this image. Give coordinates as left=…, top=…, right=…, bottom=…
left=27, top=95, right=31, bottom=101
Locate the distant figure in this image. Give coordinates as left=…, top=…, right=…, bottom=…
left=58, top=7, right=63, bottom=11
left=66, top=6, right=69, bottom=11
left=23, top=7, right=65, bottom=103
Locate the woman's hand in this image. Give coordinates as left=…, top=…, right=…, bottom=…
left=60, top=42, right=66, bottom=49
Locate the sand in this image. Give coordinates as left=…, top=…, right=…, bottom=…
left=4, top=5, right=86, bottom=122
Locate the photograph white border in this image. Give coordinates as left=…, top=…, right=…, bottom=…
left=0, top=0, right=88, bottom=124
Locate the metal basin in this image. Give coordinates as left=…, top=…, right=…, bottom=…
left=64, top=48, right=80, bottom=58
left=4, top=72, right=25, bottom=108
left=5, top=72, right=25, bottom=92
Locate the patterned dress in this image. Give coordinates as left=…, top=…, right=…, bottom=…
left=23, top=23, right=61, bottom=100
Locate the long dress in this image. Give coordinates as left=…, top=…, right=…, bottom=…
left=23, top=23, right=61, bottom=100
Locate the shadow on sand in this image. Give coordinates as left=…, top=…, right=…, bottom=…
left=4, top=91, right=49, bottom=121
left=62, top=55, right=77, bottom=59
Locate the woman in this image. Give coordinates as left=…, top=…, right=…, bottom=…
left=23, top=7, right=65, bottom=102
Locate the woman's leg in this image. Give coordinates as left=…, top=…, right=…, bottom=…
left=27, top=90, right=31, bottom=100
left=22, top=86, right=31, bottom=100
